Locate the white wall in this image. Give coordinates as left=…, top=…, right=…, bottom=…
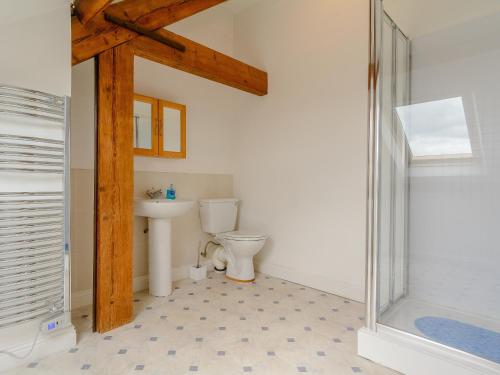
left=407, top=12, right=500, bottom=321
left=70, top=60, right=95, bottom=307
left=71, top=59, right=95, bottom=169
left=384, top=0, right=500, bottom=38
left=134, top=4, right=249, bottom=175
left=165, top=3, right=234, bottom=56
left=232, top=0, right=370, bottom=301
left=134, top=56, right=243, bottom=175
left=0, top=0, right=71, bottom=96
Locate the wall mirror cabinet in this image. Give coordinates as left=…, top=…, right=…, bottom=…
left=133, top=93, right=186, bottom=158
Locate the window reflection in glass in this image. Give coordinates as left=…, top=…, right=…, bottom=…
left=396, top=97, right=472, bottom=159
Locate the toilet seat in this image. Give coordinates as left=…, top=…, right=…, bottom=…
left=221, top=230, right=266, bottom=241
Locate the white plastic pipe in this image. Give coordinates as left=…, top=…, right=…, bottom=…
left=212, top=246, right=227, bottom=272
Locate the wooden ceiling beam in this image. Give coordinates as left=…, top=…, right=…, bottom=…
left=131, top=29, right=268, bottom=96
left=72, top=0, right=268, bottom=96
left=104, top=13, right=186, bottom=52
left=72, top=15, right=136, bottom=65
left=73, top=0, right=113, bottom=25
left=104, top=0, right=227, bottom=30
left=72, top=0, right=227, bottom=65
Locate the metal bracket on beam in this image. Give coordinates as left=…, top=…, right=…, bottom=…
left=104, top=13, right=186, bottom=53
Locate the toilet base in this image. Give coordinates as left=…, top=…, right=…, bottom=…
left=226, top=257, right=255, bottom=282
left=225, top=274, right=255, bottom=283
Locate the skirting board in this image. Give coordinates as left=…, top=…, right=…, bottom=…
left=71, top=261, right=213, bottom=309
left=358, top=326, right=500, bottom=375
left=256, top=261, right=365, bottom=302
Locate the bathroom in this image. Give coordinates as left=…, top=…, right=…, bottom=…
left=70, top=0, right=369, bottom=305
left=0, top=0, right=499, bottom=374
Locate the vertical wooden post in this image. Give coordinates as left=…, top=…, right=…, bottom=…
left=94, top=43, right=134, bottom=333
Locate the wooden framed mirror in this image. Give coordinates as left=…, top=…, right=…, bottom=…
left=133, top=94, right=158, bottom=156
left=159, top=100, right=186, bottom=159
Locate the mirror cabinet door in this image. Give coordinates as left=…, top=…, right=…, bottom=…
left=159, top=100, right=186, bottom=159
left=133, top=94, right=158, bottom=156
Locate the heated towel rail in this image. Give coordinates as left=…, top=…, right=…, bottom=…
left=0, top=84, right=70, bottom=330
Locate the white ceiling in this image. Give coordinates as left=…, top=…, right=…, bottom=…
left=0, top=0, right=67, bottom=26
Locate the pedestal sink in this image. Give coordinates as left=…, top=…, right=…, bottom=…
left=134, top=198, right=194, bottom=296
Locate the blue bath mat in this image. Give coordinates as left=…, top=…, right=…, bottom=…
left=415, top=316, right=500, bottom=364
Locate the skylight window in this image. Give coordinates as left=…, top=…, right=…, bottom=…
left=396, top=97, right=472, bottom=159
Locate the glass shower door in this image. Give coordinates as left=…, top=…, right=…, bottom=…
left=377, top=12, right=410, bottom=316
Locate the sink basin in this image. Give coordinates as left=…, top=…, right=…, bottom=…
left=134, top=198, right=194, bottom=297
left=134, top=198, right=194, bottom=219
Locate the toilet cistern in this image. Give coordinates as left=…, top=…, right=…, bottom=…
left=134, top=198, right=194, bottom=296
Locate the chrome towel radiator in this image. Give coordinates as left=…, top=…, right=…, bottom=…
left=0, top=84, right=70, bottom=331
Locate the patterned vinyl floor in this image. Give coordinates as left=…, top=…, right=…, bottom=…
left=3, top=273, right=399, bottom=375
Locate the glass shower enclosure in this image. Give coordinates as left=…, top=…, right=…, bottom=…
left=359, top=1, right=500, bottom=374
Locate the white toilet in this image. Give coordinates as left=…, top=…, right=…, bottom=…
left=199, top=198, right=266, bottom=282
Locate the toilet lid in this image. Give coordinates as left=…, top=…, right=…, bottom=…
left=222, top=230, right=267, bottom=241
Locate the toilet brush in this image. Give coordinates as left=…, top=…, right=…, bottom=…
left=190, top=241, right=207, bottom=280
left=196, top=241, right=201, bottom=268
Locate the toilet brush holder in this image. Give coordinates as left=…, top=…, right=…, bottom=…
left=190, top=240, right=207, bottom=281
left=190, top=264, right=207, bottom=281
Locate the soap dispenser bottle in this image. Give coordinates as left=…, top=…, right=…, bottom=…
left=166, top=184, right=176, bottom=200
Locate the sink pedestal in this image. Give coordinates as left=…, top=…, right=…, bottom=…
left=148, top=217, right=172, bottom=296
left=134, top=198, right=194, bottom=297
